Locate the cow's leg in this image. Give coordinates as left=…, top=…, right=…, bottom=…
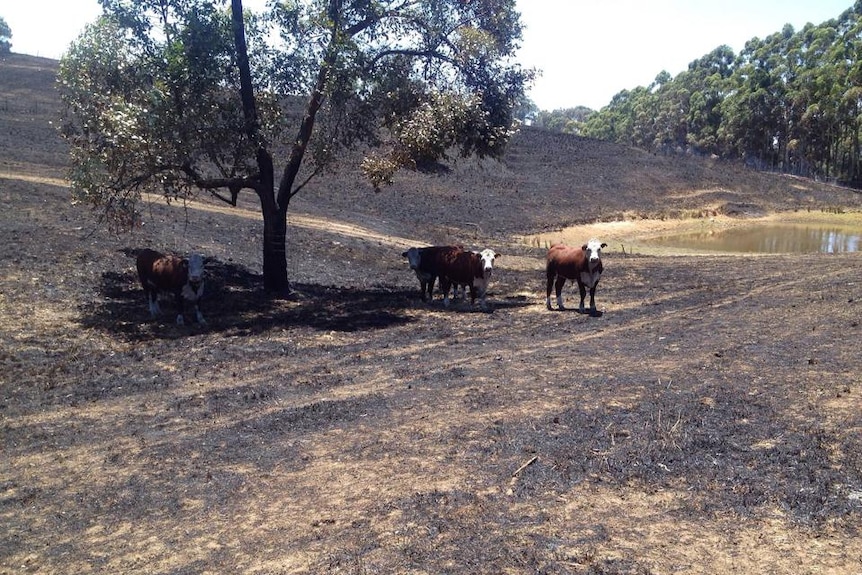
left=578, top=281, right=587, bottom=314
left=455, top=284, right=468, bottom=300
left=441, top=278, right=453, bottom=307
left=588, top=282, right=599, bottom=316
left=194, top=303, right=206, bottom=325
left=545, top=270, right=555, bottom=309
left=413, top=270, right=430, bottom=302
left=554, top=277, right=567, bottom=310
left=174, top=292, right=185, bottom=325
left=416, top=275, right=426, bottom=301
left=144, top=281, right=162, bottom=316
left=147, top=289, right=161, bottom=317
left=476, top=286, right=489, bottom=310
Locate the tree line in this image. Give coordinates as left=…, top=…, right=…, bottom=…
left=544, top=2, right=862, bottom=187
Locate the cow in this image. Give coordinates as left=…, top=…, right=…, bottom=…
left=402, top=245, right=464, bottom=302
left=545, top=239, right=607, bottom=315
left=136, top=249, right=206, bottom=325
left=437, top=248, right=500, bottom=309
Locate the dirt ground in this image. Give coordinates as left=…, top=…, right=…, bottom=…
left=2, top=54, right=862, bottom=575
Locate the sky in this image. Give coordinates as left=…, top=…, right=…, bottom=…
left=2, top=0, right=855, bottom=111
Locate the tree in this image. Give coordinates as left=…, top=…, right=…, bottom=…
left=0, top=16, right=11, bottom=54
left=58, top=0, right=532, bottom=293
left=513, top=96, right=539, bottom=125
left=682, top=45, right=735, bottom=154
left=534, top=106, right=594, bottom=133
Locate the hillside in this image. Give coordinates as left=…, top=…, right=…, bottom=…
left=294, top=107, right=862, bottom=245
left=4, top=52, right=861, bottom=252
left=2, top=52, right=862, bottom=575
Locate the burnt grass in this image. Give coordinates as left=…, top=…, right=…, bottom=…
left=2, top=53, right=862, bottom=574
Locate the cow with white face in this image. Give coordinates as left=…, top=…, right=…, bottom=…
left=402, top=245, right=464, bottom=302
left=136, top=249, right=207, bottom=325
left=545, top=239, right=606, bottom=315
left=438, top=247, right=500, bottom=309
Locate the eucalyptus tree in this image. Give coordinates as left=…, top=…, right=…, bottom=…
left=719, top=28, right=795, bottom=168
left=829, top=7, right=862, bottom=183
left=683, top=45, right=735, bottom=154
left=534, top=106, right=593, bottom=133
left=0, top=16, right=11, bottom=53
left=581, top=86, right=648, bottom=144
left=647, top=70, right=688, bottom=151
left=58, top=0, right=532, bottom=293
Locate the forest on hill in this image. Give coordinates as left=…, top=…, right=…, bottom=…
left=538, top=2, right=862, bottom=187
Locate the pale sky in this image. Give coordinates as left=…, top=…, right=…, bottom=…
left=2, top=0, right=855, bottom=111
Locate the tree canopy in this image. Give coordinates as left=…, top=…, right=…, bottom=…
left=0, top=16, right=11, bottom=54
left=58, top=0, right=533, bottom=292
left=532, top=106, right=595, bottom=133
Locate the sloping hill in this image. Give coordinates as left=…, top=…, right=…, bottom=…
left=5, top=51, right=858, bottom=249
left=3, top=52, right=862, bottom=575
left=294, top=112, right=862, bottom=244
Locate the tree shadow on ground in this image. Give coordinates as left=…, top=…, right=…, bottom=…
left=78, top=251, right=418, bottom=341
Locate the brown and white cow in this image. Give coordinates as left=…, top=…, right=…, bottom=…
left=545, top=239, right=606, bottom=315
left=437, top=248, right=500, bottom=309
left=402, top=245, right=464, bottom=301
left=136, top=249, right=206, bottom=325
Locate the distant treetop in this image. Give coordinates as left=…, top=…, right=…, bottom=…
left=0, top=16, right=12, bottom=54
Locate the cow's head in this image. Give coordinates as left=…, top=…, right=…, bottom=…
left=187, top=253, right=205, bottom=287
left=476, top=248, right=499, bottom=275
left=402, top=247, right=422, bottom=270
left=581, top=239, right=606, bottom=264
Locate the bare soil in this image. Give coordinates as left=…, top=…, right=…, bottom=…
left=2, top=53, right=862, bottom=575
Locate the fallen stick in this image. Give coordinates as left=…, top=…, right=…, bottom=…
left=512, top=455, right=538, bottom=478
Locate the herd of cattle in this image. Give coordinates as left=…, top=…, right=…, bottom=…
left=134, top=239, right=607, bottom=325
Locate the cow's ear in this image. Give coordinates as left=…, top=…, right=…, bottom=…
left=401, top=251, right=408, bottom=257
left=494, top=252, right=500, bottom=259
left=601, top=243, right=607, bottom=249
left=581, top=244, right=588, bottom=251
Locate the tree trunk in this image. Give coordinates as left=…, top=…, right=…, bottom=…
left=262, top=200, right=290, bottom=294
left=257, top=150, right=290, bottom=295
left=231, top=0, right=289, bottom=294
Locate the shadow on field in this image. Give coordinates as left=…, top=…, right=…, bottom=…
left=78, top=251, right=419, bottom=341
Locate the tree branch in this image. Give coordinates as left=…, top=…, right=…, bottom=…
left=180, top=163, right=256, bottom=206
left=368, top=48, right=457, bottom=70
left=288, top=163, right=324, bottom=199
left=277, top=0, right=342, bottom=206
left=231, top=0, right=276, bottom=200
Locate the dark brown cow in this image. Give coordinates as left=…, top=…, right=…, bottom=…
left=437, top=248, right=500, bottom=309
left=545, top=239, right=606, bottom=315
left=402, top=245, right=464, bottom=301
left=136, top=249, right=206, bottom=325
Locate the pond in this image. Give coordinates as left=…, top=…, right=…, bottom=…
left=647, top=223, right=862, bottom=254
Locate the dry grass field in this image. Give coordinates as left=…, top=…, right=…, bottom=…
left=2, top=53, right=862, bottom=574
